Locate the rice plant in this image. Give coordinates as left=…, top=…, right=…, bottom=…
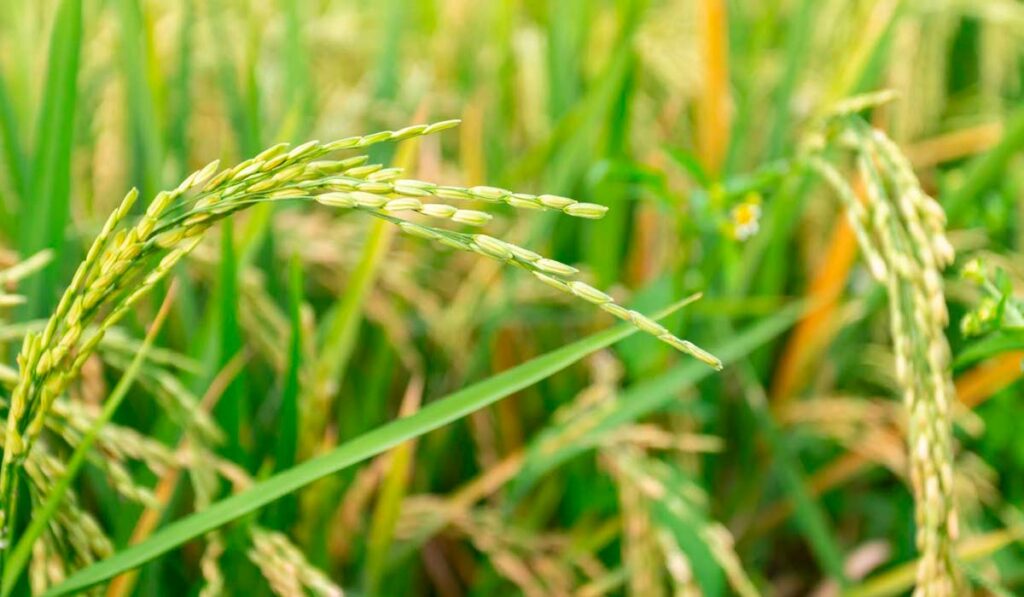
left=3, top=0, right=1024, bottom=595
left=809, top=105, right=958, bottom=595
left=0, top=120, right=719, bottom=593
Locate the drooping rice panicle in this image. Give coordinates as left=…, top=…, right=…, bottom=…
left=811, top=114, right=958, bottom=597
left=0, top=119, right=717, bottom=569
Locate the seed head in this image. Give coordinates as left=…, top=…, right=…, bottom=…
left=568, top=281, right=613, bottom=304
left=451, top=210, right=492, bottom=226
left=563, top=202, right=609, bottom=219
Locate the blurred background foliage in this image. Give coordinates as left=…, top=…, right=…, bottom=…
left=2, top=0, right=1024, bottom=594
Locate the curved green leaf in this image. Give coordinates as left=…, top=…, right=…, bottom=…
left=45, top=298, right=700, bottom=596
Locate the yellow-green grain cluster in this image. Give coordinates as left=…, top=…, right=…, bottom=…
left=0, top=120, right=719, bottom=568
left=811, top=117, right=957, bottom=596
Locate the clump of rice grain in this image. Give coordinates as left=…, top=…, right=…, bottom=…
left=811, top=109, right=957, bottom=596
left=0, top=120, right=720, bottom=575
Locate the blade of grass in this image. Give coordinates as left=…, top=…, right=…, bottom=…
left=823, top=0, right=900, bottom=107
left=646, top=463, right=728, bottom=595
left=302, top=215, right=391, bottom=456
left=1, top=284, right=177, bottom=597
left=238, top=0, right=315, bottom=262
left=756, top=346, right=1024, bottom=539
left=207, top=0, right=259, bottom=156
left=546, top=0, right=588, bottom=120
left=510, top=25, right=633, bottom=191
left=751, top=450, right=872, bottom=537
left=20, top=0, right=82, bottom=317
left=742, top=359, right=848, bottom=584
left=163, top=0, right=200, bottom=388
left=745, top=0, right=897, bottom=302
left=765, top=0, right=815, bottom=160
left=944, top=105, right=1024, bottom=223
left=44, top=297, right=699, bottom=596
left=167, top=0, right=194, bottom=179
left=583, top=69, right=635, bottom=287
left=386, top=297, right=796, bottom=576
left=957, top=558, right=1016, bottom=597
left=373, top=0, right=405, bottom=101
left=274, top=0, right=315, bottom=141
left=117, top=0, right=166, bottom=198
left=0, top=71, right=28, bottom=222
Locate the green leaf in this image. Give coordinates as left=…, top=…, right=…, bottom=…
left=317, top=219, right=392, bottom=437
left=665, top=147, right=712, bottom=189
left=644, top=462, right=727, bottom=595
left=20, top=0, right=83, bottom=317
left=167, top=0, right=195, bottom=179
left=117, top=0, right=166, bottom=197
left=207, top=0, right=259, bottom=155
left=954, top=330, right=1024, bottom=370
left=0, top=71, right=28, bottom=219
left=764, top=0, right=816, bottom=160
left=746, top=365, right=847, bottom=584
left=45, top=298, right=700, bottom=596
left=945, top=106, right=1024, bottom=224
left=275, top=0, right=315, bottom=140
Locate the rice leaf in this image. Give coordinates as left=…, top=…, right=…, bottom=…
left=44, top=298, right=699, bottom=595
left=0, top=71, right=28, bottom=218
left=20, top=0, right=83, bottom=317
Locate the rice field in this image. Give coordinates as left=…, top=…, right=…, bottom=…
left=1, top=0, right=1024, bottom=595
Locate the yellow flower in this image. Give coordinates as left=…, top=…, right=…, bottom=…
left=730, top=194, right=762, bottom=241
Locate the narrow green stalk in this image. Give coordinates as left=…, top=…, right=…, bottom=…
left=19, top=0, right=83, bottom=317
left=117, top=0, right=166, bottom=198
left=0, top=72, right=28, bottom=217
